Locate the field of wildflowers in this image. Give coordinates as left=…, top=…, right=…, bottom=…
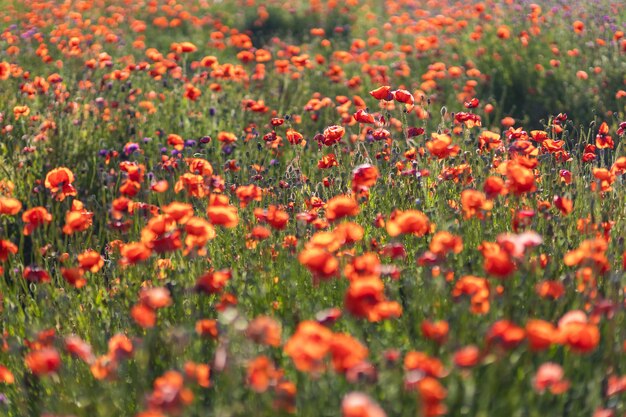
left=1, top=0, right=626, bottom=416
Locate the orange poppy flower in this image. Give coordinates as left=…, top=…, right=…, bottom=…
left=216, top=292, right=238, bottom=311
left=184, top=362, right=211, bottom=388
left=496, top=25, right=511, bottom=39
left=344, top=252, right=380, bottom=281
left=246, top=356, right=281, bottom=393
left=526, top=319, right=557, bottom=351
left=573, top=20, right=584, bottom=33
left=284, top=320, right=333, bottom=372
left=453, top=345, right=480, bottom=368
left=167, top=133, right=185, bottom=150
left=119, top=180, right=141, bottom=197
left=535, top=280, right=565, bottom=299
left=542, top=139, right=565, bottom=153
left=610, top=155, right=626, bottom=174
left=184, top=216, right=216, bottom=255
left=372, top=301, right=403, bottom=321
left=344, top=276, right=385, bottom=320
left=416, top=377, right=447, bottom=416
left=0, top=239, right=18, bottom=261
left=77, top=250, right=104, bottom=273
left=283, top=235, right=298, bottom=248
left=217, top=131, right=237, bottom=144
left=90, top=353, right=118, bottom=381
left=141, top=214, right=182, bottom=253
left=0, top=196, right=22, bottom=215
left=553, top=195, right=573, bottom=215
left=321, top=125, right=345, bottom=146
left=592, top=168, right=615, bottom=192
left=318, top=153, right=339, bottom=169
left=595, top=122, right=614, bottom=149
left=607, top=375, right=626, bottom=397
left=452, top=275, right=490, bottom=314
left=131, top=303, right=157, bottom=328
left=426, top=133, right=460, bottom=159
left=183, top=83, right=201, bottom=100
left=386, top=209, right=430, bottom=237
left=392, top=89, right=415, bottom=111
left=13, top=105, right=30, bottom=120
left=334, top=222, right=364, bottom=244
left=479, top=241, right=516, bottom=278
left=429, top=231, right=463, bottom=256
left=0, top=62, right=10, bottom=80
left=501, top=116, right=516, bottom=127
left=325, top=195, right=359, bottom=221
left=274, top=380, right=297, bottom=413
left=369, top=85, right=393, bottom=101
left=286, top=128, right=304, bottom=145
left=421, top=320, right=449, bottom=344
left=195, top=269, right=232, bottom=294
left=119, top=242, right=152, bottom=265
left=298, top=248, right=339, bottom=280
left=195, top=319, right=219, bottom=338
left=306, top=231, right=343, bottom=252
left=246, top=316, right=282, bottom=347
left=404, top=351, right=445, bottom=378
left=236, top=184, right=263, bottom=208
left=483, top=176, right=506, bottom=198
left=506, top=160, right=537, bottom=194
left=563, top=238, right=609, bottom=273
left=25, top=348, right=61, bottom=375
left=61, top=267, right=87, bottom=288
left=330, top=333, right=368, bottom=373
left=478, top=130, right=502, bottom=151
left=254, top=205, right=289, bottom=230
left=558, top=312, right=600, bottom=353
left=162, top=202, right=194, bottom=224
left=149, top=180, right=168, bottom=194
left=353, top=109, right=376, bottom=124
left=44, top=167, right=77, bottom=201
left=207, top=205, right=239, bottom=228
left=175, top=173, right=208, bottom=197
left=63, top=200, right=94, bottom=235
left=173, top=41, right=197, bottom=54
left=0, top=365, right=14, bottom=384
left=22, top=207, right=52, bottom=235
left=486, top=320, right=525, bottom=349
left=108, top=334, right=133, bottom=360
left=460, top=189, right=493, bottom=219
left=352, top=164, right=379, bottom=190
left=249, top=225, right=271, bottom=242
left=148, top=371, right=194, bottom=413
left=185, top=157, right=214, bottom=177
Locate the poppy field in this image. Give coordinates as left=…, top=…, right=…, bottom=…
left=1, top=0, right=626, bottom=416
